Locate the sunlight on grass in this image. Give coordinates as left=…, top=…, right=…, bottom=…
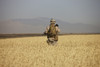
left=0, top=35, right=100, bottom=67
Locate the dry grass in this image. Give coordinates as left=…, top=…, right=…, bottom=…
left=0, top=35, right=100, bottom=67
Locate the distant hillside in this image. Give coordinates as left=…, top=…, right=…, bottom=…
left=0, top=17, right=100, bottom=34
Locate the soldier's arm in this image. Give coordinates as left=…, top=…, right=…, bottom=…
left=56, top=27, right=60, bottom=33
left=45, top=26, right=49, bottom=33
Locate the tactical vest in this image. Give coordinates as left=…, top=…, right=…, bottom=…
left=47, top=24, right=57, bottom=37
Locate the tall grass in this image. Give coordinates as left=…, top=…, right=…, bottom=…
left=0, top=35, right=100, bottom=67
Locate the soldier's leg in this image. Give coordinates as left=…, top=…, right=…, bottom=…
left=47, top=39, right=51, bottom=45
left=47, top=38, right=54, bottom=45
left=52, top=35, right=58, bottom=45
left=52, top=40, right=58, bottom=45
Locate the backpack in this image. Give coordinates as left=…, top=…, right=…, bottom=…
left=47, top=24, right=56, bottom=37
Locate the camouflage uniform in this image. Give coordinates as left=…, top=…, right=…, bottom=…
left=46, top=26, right=60, bottom=41
left=45, top=19, right=60, bottom=45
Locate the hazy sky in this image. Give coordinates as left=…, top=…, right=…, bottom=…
left=0, top=0, right=100, bottom=24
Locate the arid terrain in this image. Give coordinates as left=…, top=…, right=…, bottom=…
left=0, top=34, right=100, bottom=67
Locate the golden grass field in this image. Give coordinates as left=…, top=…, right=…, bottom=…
left=0, top=35, right=100, bottom=67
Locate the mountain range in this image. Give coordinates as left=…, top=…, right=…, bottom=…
left=0, top=17, right=100, bottom=34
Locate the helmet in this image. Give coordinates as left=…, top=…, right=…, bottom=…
left=50, top=18, right=56, bottom=23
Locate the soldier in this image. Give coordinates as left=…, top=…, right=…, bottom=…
left=45, top=18, right=60, bottom=45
